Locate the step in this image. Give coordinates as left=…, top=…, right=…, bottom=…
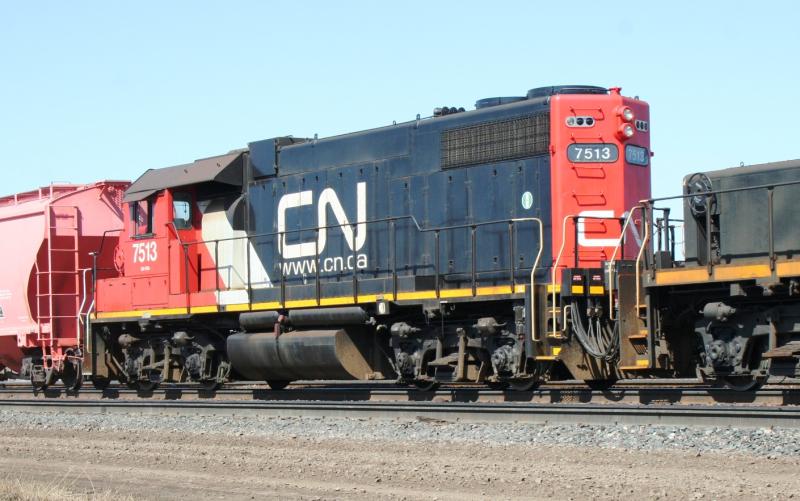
left=619, top=359, right=650, bottom=370
left=427, top=353, right=460, bottom=367
left=762, top=341, right=800, bottom=360
left=628, top=329, right=648, bottom=341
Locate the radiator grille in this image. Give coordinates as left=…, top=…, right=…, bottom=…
left=441, top=113, right=550, bottom=169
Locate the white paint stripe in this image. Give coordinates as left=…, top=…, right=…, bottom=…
left=200, top=199, right=272, bottom=305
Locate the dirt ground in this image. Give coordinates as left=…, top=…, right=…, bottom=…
left=0, top=424, right=798, bottom=500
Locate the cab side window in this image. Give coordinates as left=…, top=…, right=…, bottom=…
left=172, top=193, right=192, bottom=230
left=131, top=198, right=154, bottom=237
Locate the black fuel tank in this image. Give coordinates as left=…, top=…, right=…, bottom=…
left=227, top=328, right=391, bottom=381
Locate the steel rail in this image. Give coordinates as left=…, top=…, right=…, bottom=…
left=3, top=377, right=800, bottom=391
left=2, top=384, right=800, bottom=410
left=1, top=397, right=799, bottom=428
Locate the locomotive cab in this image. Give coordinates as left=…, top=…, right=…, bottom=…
left=96, top=151, right=246, bottom=313
left=92, top=152, right=247, bottom=389
left=123, top=187, right=210, bottom=303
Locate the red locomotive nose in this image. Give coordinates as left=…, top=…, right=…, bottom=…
left=549, top=86, right=651, bottom=270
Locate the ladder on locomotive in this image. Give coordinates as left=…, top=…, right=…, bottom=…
left=35, top=205, right=82, bottom=363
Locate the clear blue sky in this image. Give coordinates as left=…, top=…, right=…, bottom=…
left=1, top=1, right=798, bottom=200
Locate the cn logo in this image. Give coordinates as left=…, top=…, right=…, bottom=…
left=277, top=182, right=367, bottom=259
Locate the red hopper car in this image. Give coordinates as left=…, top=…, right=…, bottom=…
left=0, top=182, right=128, bottom=389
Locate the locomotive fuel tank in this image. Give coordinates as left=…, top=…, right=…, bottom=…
left=227, top=307, right=391, bottom=382
left=227, top=329, right=383, bottom=381
left=227, top=307, right=393, bottom=381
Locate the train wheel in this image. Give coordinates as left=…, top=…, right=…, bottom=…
left=412, top=379, right=440, bottom=392
left=60, top=360, right=82, bottom=392
left=266, top=380, right=291, bottom=390
left=92, top=377, right=111, bottom=391
left=720, top=375, right=761, bottom=392
left=199, top=380, right=222, bottom=392
left=508, top=378, right=538, bottom=392
left=127, top=379, right=158, bottom=392
left=486, top=381, right=509, bottom=391
left=136, top=380, right=159, bottom=392
left=586, top=379, right=618, bottom=391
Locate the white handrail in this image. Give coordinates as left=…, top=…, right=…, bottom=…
left=76, top=267, right=93, bottom=351
left=510, top=218, right=544, bottom=343
left=550, top=215, right=575, bottom=339
left=77, top=268, right=91, bottom=324
left=634, top=207, right=651, bottom=315
left=605, top=206, right=644, bottom=321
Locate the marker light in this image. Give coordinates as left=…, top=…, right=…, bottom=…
left=617, top=123, right=635, bottom=140
left=618, top=106, right=634, bottom=122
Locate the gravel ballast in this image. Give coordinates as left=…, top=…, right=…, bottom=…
left=1, top=408, right=799, bottom=457
left=2, top=408, right=799, bottom=499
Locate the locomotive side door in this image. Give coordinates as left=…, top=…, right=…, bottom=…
left=127, top=194, right=170, bottom=308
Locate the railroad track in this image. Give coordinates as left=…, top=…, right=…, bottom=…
left=1, top=395, right=799, bottom=428
left=2, top=378, right=800, bottom=406
left=2, top=378, right=800, bottom=428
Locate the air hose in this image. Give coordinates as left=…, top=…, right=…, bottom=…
left=567, top=301, right=620, bottom=363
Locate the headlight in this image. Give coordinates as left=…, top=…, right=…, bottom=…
left=618, top=106, right=634, bottom=122
left=617, top=123, right=635, bottom=140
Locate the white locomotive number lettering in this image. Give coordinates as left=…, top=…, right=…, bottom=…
left=574, top=146, right=611, bottom=161
left=132, top=241, right=158, bottom=263
left=567, top=143, right=619, bottom=163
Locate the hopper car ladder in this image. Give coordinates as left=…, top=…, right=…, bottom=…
left=34, top=205, right=82, bottom=372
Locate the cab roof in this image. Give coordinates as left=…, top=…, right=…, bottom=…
left=123, top=150, right=245, bottom=202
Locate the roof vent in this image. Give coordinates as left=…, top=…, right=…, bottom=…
left=475, top=96, right=526, bottom=109
left=526, top=85, right=607, bottom=99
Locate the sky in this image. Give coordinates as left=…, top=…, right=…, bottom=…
left=1, top=1, right=798, bottom=202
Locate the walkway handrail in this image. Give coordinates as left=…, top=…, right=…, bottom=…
left=178, top=214, right=544, bottom=307
left=550, top=215, right=574, bottom=339
left=511, top=218, right=544, bottom=343
left=549, top=213, right=627, bottom=338
left=606, top=206, right=645, bottom=321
